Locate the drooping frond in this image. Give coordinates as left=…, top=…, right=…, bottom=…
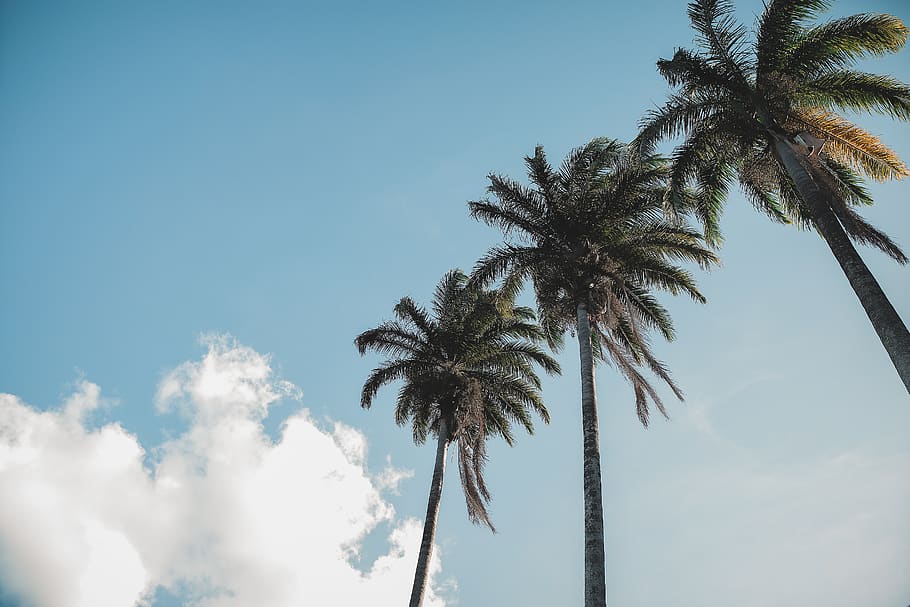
left=607, top=283, right=677, bottom=341
left=830, top=200, right=908, bottom=262
left=623, top=255, right=708, bottom=304
left=597, top=329, right=669, bottom=427
left=662, top=120, right=740, bottom=244
left=739, top=172, right=790, bottom=223
left=452, top=382, right=495, bottom=530
left=809, top=160, right=909, bottom=261
left=822, top=159, right=874, bottom=207
left=471, top=370, right=550, bottom=428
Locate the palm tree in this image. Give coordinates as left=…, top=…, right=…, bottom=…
left=355, top=269, right=559, bottom=607
left=636, top=0, right=910, bottom=393
left=469, top=138, right=717, bottom=607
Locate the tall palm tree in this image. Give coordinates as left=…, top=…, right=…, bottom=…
left=469, top=139, right=717, bottom=607
left=355, top=269, right=559, bottom=607
left=636, top=0, right=910, bottom=393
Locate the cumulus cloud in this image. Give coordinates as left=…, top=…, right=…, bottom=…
left=0, top=336, right=446, bottom=607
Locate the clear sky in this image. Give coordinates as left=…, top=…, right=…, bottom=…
left=1, top=1, right=908, bottom=606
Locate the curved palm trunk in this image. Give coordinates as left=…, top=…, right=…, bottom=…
left=772, top=135, right=910, bottom=395
left=409, top=417, right=448, bottom=607
left=576, top=303, right=607, bottom=607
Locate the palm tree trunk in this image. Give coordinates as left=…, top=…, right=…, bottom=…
left=409, top=417, right=449, bottom=607
left=576, top=302, right=608, bottom=607
left=772, top=134, right=910, bottom=395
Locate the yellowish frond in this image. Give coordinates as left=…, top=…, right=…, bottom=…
left=788, top=107, right=909, bottom=181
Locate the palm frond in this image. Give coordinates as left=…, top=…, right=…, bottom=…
left=831, top=201, right=908, bottom=262
left=354, top=322, right=425, bottom=357
left=468, top=198, right=550, bottom=241
left=687, top=0, right=753, bottom=87
left=360, top=360, right=427, bottom=409
left=636, top=92, right=729, bottom=155
left=809, top=161, right=908, bottom=261
left=738, top=171, right=790, bottom=223
left=470, top=244, right=547, bottom=288
left=798, top=70, right=910, bottom=120
left=393, top=297, right=435, bottom=337
left=822, top=159, right=874, bottom=206
left=525, top=145, right=560, bottom=203
left=791, top=107, right=909, bottom=180
left=784, top=13, right=908, bottom=77
left=757, top=0, right=832, bottom=76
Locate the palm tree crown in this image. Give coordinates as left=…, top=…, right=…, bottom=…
left=637, top=0, right=910, bottom=394
left=470, top=138, right=717, bottom=423
left=355, top=269, right=558, bottom=529
left=470, top=138, right=716, bottom=607
left=638, top=0, right=910, bottom=254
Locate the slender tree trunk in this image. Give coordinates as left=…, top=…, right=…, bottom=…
left=576, top=302, right=607, bottom=607
left=409, top=417, right=449, bottom=607
left=771, top=134, right=910, bottom=395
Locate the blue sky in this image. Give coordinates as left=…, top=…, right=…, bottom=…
left=1, top=1, right=908, bottom=606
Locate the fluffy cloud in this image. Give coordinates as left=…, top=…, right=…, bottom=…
left=0, top=336, right=446, bottom=607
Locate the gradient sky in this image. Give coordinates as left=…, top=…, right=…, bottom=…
left=1, top=1, right=909, bottom=606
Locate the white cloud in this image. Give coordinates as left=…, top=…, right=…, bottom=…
left=0, top=335, right=447, bottom=607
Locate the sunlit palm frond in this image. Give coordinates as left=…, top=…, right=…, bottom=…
left=783, top=13, right=908, bottom=77
left=791, top=107, right=909, bottom=180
